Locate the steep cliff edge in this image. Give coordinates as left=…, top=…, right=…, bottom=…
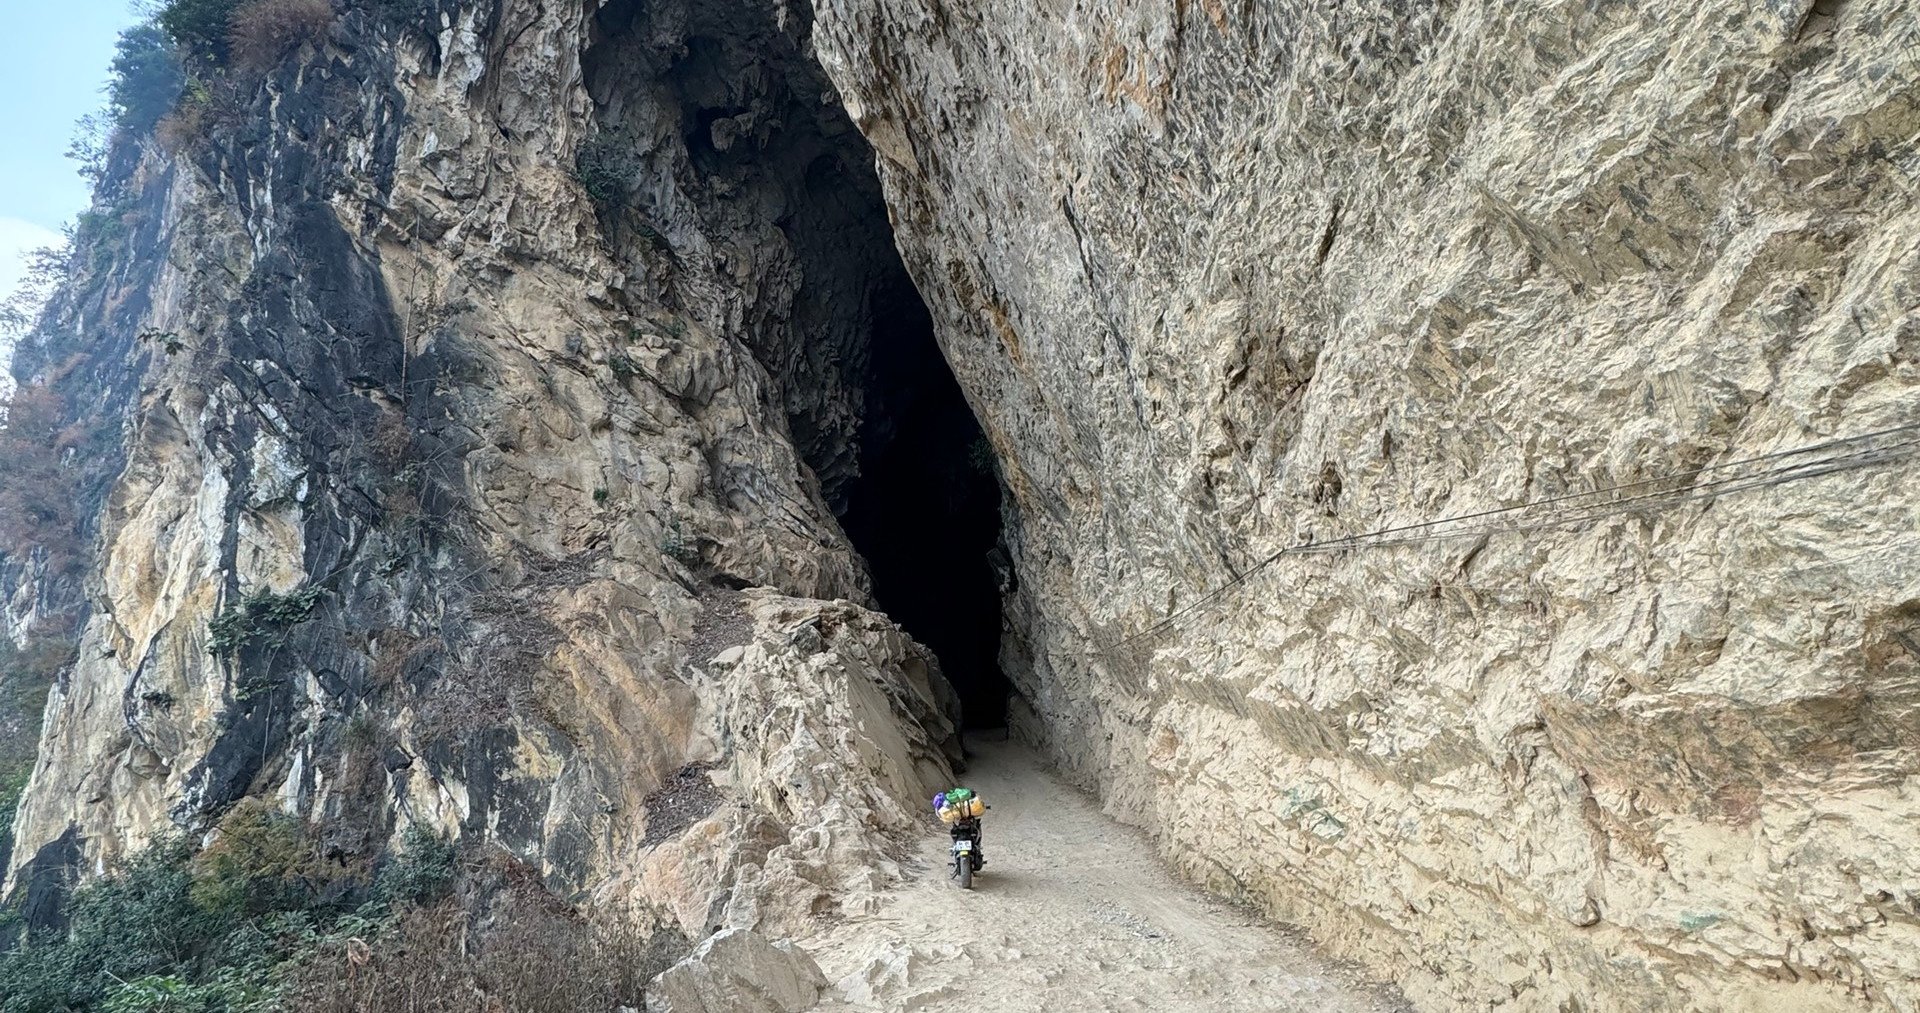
left=809, top=0, right=1920, bottom=1009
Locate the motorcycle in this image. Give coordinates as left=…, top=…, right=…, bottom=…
left=949, top=812, right=985, bottom=889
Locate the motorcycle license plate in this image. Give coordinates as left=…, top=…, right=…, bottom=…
left=954, top=841, right=973, bottom=854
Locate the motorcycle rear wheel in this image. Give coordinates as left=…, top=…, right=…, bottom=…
left=955, top=856, right=974, bottom=890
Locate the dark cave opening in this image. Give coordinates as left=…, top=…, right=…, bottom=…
left=578, top=0, right=1012, bottom=729
left=836, top=281, right=1011, bottom=731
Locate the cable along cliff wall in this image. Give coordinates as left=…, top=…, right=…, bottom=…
left=2, top=0, right=982, bottom=949
left=806, top=0, right=1920, bottom=1010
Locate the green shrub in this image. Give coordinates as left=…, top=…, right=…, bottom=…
left=0, top=835, right=212, bottom=1013
left=154, top=78, right=215, bottom=154
left=0, top=382, right=90, bottom=576
left=66, top=113, right=111, bottom=189
left=0, top=245, right=73, bottom=337
left=207, top=587, right=323, bottom=657
left=99, top=971, right=274, bottom=1013
left=0, top=817, right=669, bottom=1013
left=1, top=630, right=72, bottom=738
left=158, top=0, right=247, bottom=62
left=0, top=767, right=31, bottom=856
left=190, top=802, right=312, bottom=919
left=0, top=809, right=349, bottom=1013
left=574, top=133, right=638, bottom=215
left=374, top=823, right=455, bottom=907
left=659, top=518, right=698, bottom=565
left=608, top=353, right=643, bottom=379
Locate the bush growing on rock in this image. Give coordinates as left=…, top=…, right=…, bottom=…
left=373, top=823, right=456, bottom=906
left=574, top=133, right=640, bottom=216
left=158, top=0, right=248, bottom=62
left=228, top=0, right=337, bottom=74
left=189, top=802, right=318, bottom=919
left=0, top=810, right=471, bottom=1013
left=206, top=586, right=323, bottom=658
left=0, top=625, right=77, bottom=847
left=281, top=855, right=676, bottom=1013
left=0, top=767, right=31, bottom=860
left=0, top=835, right=216, bottom=1013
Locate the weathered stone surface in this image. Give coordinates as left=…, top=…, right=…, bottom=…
left=644, top=927, right=827, bottom=1013
left=6, top=0, right=1920, bottom=1009
left=808, top=0, right=1920, bottom=1009
left=2, top=0, right=955, bottom=950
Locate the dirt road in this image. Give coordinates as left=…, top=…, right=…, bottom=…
left=806, top=738, right=1409, bottom=1012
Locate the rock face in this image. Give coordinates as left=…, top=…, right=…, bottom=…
left=807, top=0, right=1920, bottom=1009
left=7, top=0, right=1920, bottom=1010
left=3, top=0, right=957, bottom=947
left=644, top=926, right=828, bottom=1013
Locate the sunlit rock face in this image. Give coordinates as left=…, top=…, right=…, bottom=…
left=3, top=0, right=959, bottom=943
left=10, top=0, right=1920, bottom=1008
left=807, top=1, right=1920, bottom=1009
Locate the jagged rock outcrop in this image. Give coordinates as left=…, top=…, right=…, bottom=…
left=8, top=0, right=1920, bottom=1010
left=3, top=0, right=956, bottom=947
left=644, top=926, right=828, bottom=1013
left=807, top=0, right=1920, bottom=1009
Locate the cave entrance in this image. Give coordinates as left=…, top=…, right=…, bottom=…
left=835, top=278, right=1011, bottom=731
left=577, top=0, right=1011, bottom=729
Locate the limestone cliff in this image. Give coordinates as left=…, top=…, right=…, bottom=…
left=6, top=0, right=1920, bottom=1010
left=2, top=0, right=960, bottom=945
left=808, top=0, right=1920, bottom=1009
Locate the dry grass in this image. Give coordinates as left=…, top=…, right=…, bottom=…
left=229, top=0, right=336, bottom=74
left=154, top=103, right=205, bottom=154
left=371, top=629, right=433, bottom=690
left=282, top=859, right=682, bottom=1013
left=371, top=405, right=414, bottom=469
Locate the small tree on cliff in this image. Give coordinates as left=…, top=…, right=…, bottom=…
left=158, top=0, right=246, bottom=63
left=108, top=23, right=187, bottom=134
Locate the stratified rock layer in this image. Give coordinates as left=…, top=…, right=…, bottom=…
left=809, top=0, right=1920, bottom=1009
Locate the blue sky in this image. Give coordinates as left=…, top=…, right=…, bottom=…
left=0, top=2, right=142, bottom=309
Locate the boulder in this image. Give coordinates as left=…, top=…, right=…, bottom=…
left=644, top=928, right=827, bottom=1013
